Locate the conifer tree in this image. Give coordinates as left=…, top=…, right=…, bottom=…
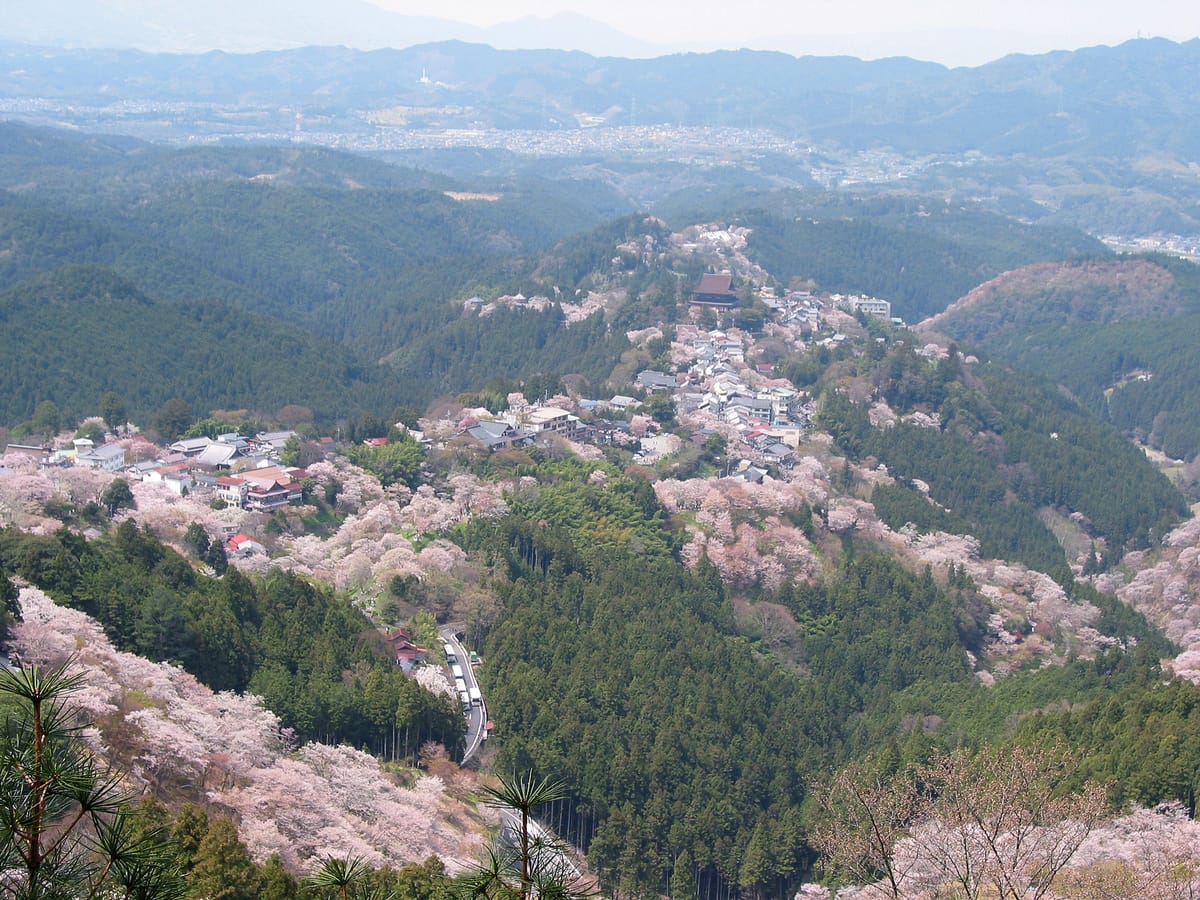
left=0, top=662, right=184, bottom=898
left=185, top=816, right=262, bottom=900
left=670, top=849, right=696, bottom=900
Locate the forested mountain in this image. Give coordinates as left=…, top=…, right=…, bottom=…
left=0, top=122, right=1111, bottom=424
left=923, top=255, right=1200, bottom=459
left=0, top=522, right=462, bottom=756
left=736, top=196, right=1106, bottom=321
left=0, top=124, right=647, bottom=417
left=0, top=265, right=401, bottom=427
left=0, top=123, right=630, bottom=349
left=819, top=349, right=1187, bottom=574
left=445, top=450, right=1186, bottom=896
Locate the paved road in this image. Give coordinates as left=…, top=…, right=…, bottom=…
left=439, top=626, right=487, bottom=763
left=499, top=807, right=582, bottom=882
left=440, top=629, right=589, bottom=887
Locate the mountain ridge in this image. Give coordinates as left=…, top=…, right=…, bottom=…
left=1, top=38, right=1197, bottom=161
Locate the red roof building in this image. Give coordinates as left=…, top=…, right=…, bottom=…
left=691, top=273, right=738, bottom=308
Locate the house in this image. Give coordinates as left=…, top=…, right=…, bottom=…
left=690, top=273, right=738, bottom=308
left=731, top=464, right=769, bottom=484
left=75, top=442, right=126, bottom=472
left=216, top=465, right=305, bottom=510
left=635, top=370, right=679, bottom=392
left=727, top=396, right=774, bottom=421
left=144, top=462, right=194, bottom=496
left=761, top=442, right=797, bottom=467
left=463, top=420, right=532, bottom=451
left=607, top=395, right=641, bottom=411
left=847, top=297, right=892, bottom=320
left=244, top=477, right=303, bottom=511
left=250, top=431, right=297, bottom=453
left=384, top=628, right=429, bottom=672
left=675, top=391, right=709, bottom=413
left=169, top=437, right=213, bottom=457
left=227, top=533, right=267, bottom=557
left=215, top=476, right=250, bottom=508
left=194, top=442, right=240, bottom=470
left=526, top=407, right=578, bottom=435
left=126, top=460, right=161, bottom=478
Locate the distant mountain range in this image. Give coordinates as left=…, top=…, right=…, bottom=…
left=1, top=36, right=1198, bottom=162
left=0, top=0, right=1109, bottom=64
left=1, top=0, right=660, bottom=58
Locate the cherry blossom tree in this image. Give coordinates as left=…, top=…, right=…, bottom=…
left=7, top=586, right=486, bottom=874
left=0, top=662, right=185, bottom=899
left=815, top=744, right=1108, bottom=900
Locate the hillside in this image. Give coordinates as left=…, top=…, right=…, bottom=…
left=739, top=200, right=1106, bottom=321
left=921, top=255, right=1200, bottom=460
left=0, top=265, right=401, bottom=427
left=0, top=126, right=630, bottom=350
left=4, top=251, right=1196, bottom=895
left=6, top=584, right=488, bottom=874
left=922, top=257, right=1189, bottom=341
left=0, top=124, right=1115, bottom=424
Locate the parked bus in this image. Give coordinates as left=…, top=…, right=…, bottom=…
left=469, top=686, right=482, bottom=707
left=450, top=664, right=464, bottom=680
left=443, top=643, right=456, bottom=662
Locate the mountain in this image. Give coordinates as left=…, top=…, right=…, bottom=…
left=2, top=38, right=1198, bottom=163
left=738, top=199, right=1107, bottom=321
left=0, top=265, right=402, bottom=426
left=0, top=123, right=640, bottom=408
left=0, top=0, right=655, bottom=58
left=920, top=255, right=1200, bottom=460
left=0, top=121, right=1147, bottom=428
left=2, top=126, right=1199, bottom=900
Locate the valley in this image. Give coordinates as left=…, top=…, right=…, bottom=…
left=2, top=33, right=1200, bottom=900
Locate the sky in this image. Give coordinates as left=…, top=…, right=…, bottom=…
left=371, top=0, right=1200, bottom=65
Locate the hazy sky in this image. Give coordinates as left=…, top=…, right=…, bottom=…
left=371, top=0, right=1199, bottom=64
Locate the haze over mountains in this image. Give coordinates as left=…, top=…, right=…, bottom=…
left=2, top=35, right=1199, bottom=168
left=0, top=0, right=1186, bottom=66
left=3, top=0, right=653, bottom=58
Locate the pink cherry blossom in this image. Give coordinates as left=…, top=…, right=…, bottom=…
left=7, top=585, right=486, bottom=874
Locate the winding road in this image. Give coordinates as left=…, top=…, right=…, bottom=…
left=439, top=625, right=487, bottom=763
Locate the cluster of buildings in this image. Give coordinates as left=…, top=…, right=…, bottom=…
left=442, top=313, right=818, bottom=481
left=440, top=264, right=904, bottom=480
left=10, top=429, right=313, bottom=515
left=138, top=432, right=310, bottom=511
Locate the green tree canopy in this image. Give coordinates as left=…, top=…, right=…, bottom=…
left=154, top=398, right=195, bottom=442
